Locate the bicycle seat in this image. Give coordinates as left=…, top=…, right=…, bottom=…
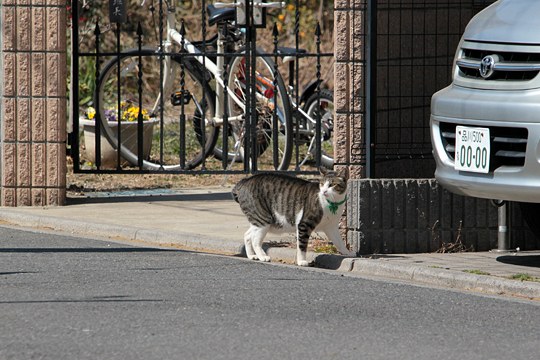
left=207, top=4, right=235, bottom=26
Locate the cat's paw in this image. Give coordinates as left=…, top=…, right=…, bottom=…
left=259, top=255, right=271, bottom=262
left=297, top=260, right=310, bottom=267
left=247, top=255, right=259, bottom=261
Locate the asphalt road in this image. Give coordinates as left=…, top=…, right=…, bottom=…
left=0, top=226, right=539, bottom=360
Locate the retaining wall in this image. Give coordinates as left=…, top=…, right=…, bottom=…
left=346, top=179, right=539, bottom=254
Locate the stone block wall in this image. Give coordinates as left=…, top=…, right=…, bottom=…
left=0, top=0, right=67, bottom=206
left=346, top=179, right=538, bottom=255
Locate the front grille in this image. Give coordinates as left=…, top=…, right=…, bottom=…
left=439, top=123, right=528, bottom=170
left=457, top=48, right=540, bottom=81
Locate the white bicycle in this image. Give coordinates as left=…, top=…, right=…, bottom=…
left=93, top=0, right=293, bottom=170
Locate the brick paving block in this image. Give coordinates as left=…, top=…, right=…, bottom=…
left=2, top=98, right=16, bottom=141
left=32, top=188, right=46, bottom=206
left=334, top=63, right=349, bottom=112
left=2, top=53, right=16, bottom=96
left=17, top=187, right=31, bottom=206
left=16, top=7, right=31, bottom=50
left=17, top=143, right=31, bottom=187
left=2, top=7, right=16, bottom=51
left=46, top=98, right=67, bottom=142
left=1, top=188, right=17, bottom=207
left=32, top=143, right=46, bottom=187
left=17, top=98, right=31, bottom=142
left=46, top=6, right=62, bottom=51
left=32, top=7, right=46, bottom=51
left=1, top=143, right=16, bottom=187
left=32, top=53, right=46, bottom=97
left=32, top=98, right=46, bottom=142
left=334, top=11, right=349, bottom=62
left=16, top=53, right=30, bottom=96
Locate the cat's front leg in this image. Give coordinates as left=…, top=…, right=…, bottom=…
left=323, top=226, right=356, bottom=257
left=296, top=222, right=313, bottom=266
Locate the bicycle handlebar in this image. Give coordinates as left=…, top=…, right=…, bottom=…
left=214, top=1, right=286, bottom=9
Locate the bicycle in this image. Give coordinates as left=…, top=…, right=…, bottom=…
left=93, top=0, right=292, bottom=171
left=211, top=21, right=335, bottom=169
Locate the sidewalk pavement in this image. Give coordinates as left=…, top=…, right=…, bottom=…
left=0, top=186, right=539, bottom=300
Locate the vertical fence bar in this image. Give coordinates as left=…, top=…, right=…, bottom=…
left=158, top=0, right=165, bottom=169
left=221, top=24, right=230, bottom=171
left=136, top=23, right=144, bottom=169
left=366, top=0, right=377, bottom=178
left=115, top=23, right=122, bottom=170
left=294, top=0, right=301, bottom=170
left=94, top=22, right=102, bottom=169
left=315, top=23, right=322, bottom=168
left=179, top=21, right=187, bottom=170
left=251, top=1, right=259, bottom=172
left=200, top=0, right=208, bottom=170
left=243, top=0, right=253, bottom=172
left=272, top=23, right=280, bottom=170
left=71, top=0, right=80, bottom=172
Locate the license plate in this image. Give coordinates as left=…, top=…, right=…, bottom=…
left=454, top=126, right=490, bottom=173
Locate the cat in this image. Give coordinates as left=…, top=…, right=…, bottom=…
left=231, top=167, right=355, bottom=266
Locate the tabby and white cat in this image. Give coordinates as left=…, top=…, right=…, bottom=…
left=232, top=167, right=355, bottom=266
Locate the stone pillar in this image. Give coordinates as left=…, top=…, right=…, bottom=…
left=0, top=0, right=67, bottom=206
left=334, top=0, right=364, bottom=180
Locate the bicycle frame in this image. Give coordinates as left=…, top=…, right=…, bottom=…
left=160, top=0, right=246, bottom=124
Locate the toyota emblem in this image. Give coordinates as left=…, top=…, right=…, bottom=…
left=480, top=55, right=498, bottom=79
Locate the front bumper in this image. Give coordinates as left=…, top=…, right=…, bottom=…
left=431, top=85, right=540, bottom=202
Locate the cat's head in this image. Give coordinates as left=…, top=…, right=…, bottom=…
left=319, top=167, right=348, bottom=200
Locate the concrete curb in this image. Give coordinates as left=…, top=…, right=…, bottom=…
left=0, top=211, right=245, bottom=256
left=314, top=255, right=540, bottom=299
left=1, top=210, right=539, bottom=300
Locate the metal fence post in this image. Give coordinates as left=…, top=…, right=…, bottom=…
left=366, top=0, right=377, bottom=178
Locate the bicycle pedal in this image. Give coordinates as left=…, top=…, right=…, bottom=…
left=171, top=90, right=191, bottom=106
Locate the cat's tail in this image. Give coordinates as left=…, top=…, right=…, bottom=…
left=232, top=177, right=250, bottom=203
left=231, top=184, right=240, bottom=203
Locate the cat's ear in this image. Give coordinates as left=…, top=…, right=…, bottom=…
left=336, top=166, right=349, bottom=180
left=319, top=166, right=329, bottom=176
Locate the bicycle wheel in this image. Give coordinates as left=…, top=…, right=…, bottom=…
left=301, top=89, right=335, bottom=168
left=94, top=48, right=217, bottom=170
left=220, top=50, right=293, bottom=171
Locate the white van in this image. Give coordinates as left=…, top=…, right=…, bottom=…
left=430, top=0, right=540, bottom=232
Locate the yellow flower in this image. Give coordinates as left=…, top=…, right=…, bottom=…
left=278, top=14, right=285, bottom=22
left=86, top=107, right=96, bottom=120
left=287, top=4, right=295, bottom=11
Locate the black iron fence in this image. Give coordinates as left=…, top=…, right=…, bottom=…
left=69, top=0, right=333, bottom=174
left=363, top=0, right=495, bottom=178
left=70, top=0, right=495, bottom=177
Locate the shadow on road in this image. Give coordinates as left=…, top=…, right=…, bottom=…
left=0, top=247, right=175, bottom=253
left=67, top=190, right=233, bottom=205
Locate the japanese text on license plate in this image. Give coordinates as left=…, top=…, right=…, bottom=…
left=454, top=126, right=490, bottom=174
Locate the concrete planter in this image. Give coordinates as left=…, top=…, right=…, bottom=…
left=80, top=119, right=158, bottom=168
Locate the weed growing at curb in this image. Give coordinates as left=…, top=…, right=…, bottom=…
left=435, top=221, right=474, bottom=253
left=510, top=273, right=540, bottom=282
left=463, top=269, right=491, bottom=276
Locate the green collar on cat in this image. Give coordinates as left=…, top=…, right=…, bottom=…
left=327, top=196, right=347, bottom=215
